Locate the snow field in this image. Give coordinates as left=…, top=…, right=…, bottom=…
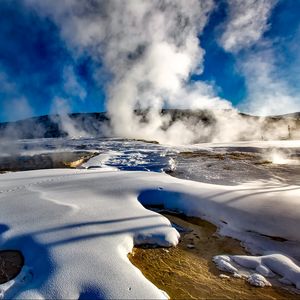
left=0, top=161, right=300, bottom=297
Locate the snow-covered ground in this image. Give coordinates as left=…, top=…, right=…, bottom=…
left=0, top=138, right=300, bottom=298
left=0, top=169, right=180, bottom=299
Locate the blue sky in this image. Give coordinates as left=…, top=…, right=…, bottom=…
left=0, top=0, right=299, bottom=122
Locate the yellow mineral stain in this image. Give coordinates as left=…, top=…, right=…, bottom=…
left=129, top=213, right=300, bottom=299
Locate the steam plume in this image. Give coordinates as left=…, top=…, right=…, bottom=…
left=23, top=0, right=299, bottom=144
left=219, top=0, right=276, bottom=52
left=220, top=0, right=300, bottom=116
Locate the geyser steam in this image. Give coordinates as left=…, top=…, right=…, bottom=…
left=24, top=0, right=299, bottom=144
left=103, top=0, right=227, bottom=144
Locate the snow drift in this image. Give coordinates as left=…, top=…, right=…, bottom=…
left=0, top=166, right=300, bottom=298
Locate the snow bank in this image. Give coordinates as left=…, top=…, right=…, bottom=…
left=213, top=253, right=300, bottom=289
left=0, top=169, right=179, bottom=299
left=0, top=167, right=300, bottom=297
left=80, top=151, right=120, bottom=170
left=137, top=175, right=300, bottom=290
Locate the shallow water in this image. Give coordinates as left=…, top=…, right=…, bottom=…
left=129, top=212, right=300, bottom=299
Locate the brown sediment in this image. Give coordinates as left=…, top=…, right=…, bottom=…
left=63, top=157, right=87, bottom=168
left=62, top=152, right=98, bottom=168
left=254, top=160, right=272, bottom=165
left=0, top=151, right=98, bottom=172
left=129, top=213, right=300, bottom=299
left=132, top=139, right=160, bottom=144
left=178, top=151, right=258, bottom=161
left=0, top=250, right=24, bottom=284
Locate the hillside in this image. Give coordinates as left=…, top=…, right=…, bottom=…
left=0, top=110, right=299, bottom=141
left=0, top=112, right=109, bottom=139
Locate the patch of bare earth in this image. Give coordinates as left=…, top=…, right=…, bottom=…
left=129, top=213, right=300, bottom=299
left=0, top=151, right=98, bottom=172
left=0, top=250, right=24, bottom=284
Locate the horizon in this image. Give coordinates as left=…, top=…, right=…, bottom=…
left=1, top=108, right=300, bottom=125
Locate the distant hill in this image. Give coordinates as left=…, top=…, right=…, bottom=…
left=272, top=112, right=300, bottom=119
left=0, top=110, right=299, bottom=140
left=0, top=112, right=109, bottom=139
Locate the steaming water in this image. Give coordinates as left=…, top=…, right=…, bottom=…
left=3, top=137, right=300, bottom=186
left=2, top=138, right=178, bottom=172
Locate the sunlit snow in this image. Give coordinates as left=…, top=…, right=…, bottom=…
left=0, top=138, right=299, bottom=298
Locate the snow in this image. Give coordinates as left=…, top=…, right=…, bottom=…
left=232, top=254, right=300, bottom=288
left=219, top=274, right=230, bottom=279
left=213, top=255, right=239, bottom=274
left=0, top=266, right=33, bottom=299
left=0, top=169, right=180, bottom=299
left=0, top=139, right=299, bottom=297
left=213, top=253, right=300, bottom=288
left=80, top=151, right=121, bottom=170
left=0, top=138, right=177, bottom=172
left=247, top=273, right=271, bottom=287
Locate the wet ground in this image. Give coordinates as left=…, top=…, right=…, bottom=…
left=129, top=211, right=300, bottom=299
left=167, top=149, right=300, bottom=186
left=0, top=151, right=97, bottom=172
left=0, top=251, right=23, bottom=284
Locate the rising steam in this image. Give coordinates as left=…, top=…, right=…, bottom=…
left=23, top=0, right=299, bottom=144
